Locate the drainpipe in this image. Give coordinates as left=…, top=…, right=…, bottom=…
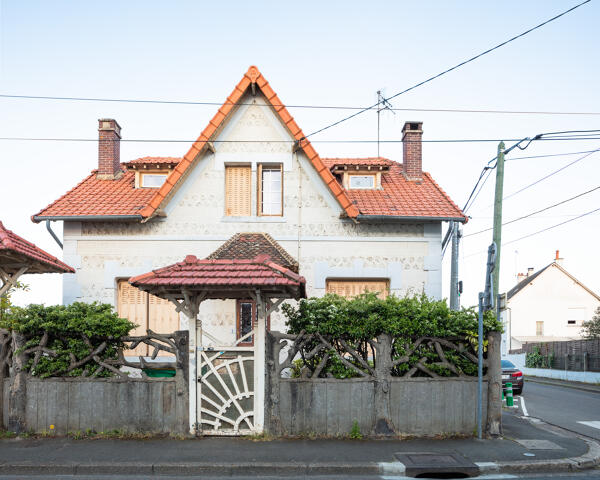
left=45, top=220, right=63, bottom=249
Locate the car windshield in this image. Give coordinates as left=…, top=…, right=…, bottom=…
left=501, top=360, right=515, bottom=368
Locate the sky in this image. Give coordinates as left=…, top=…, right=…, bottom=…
left=1, top=0, right=599, bottom=308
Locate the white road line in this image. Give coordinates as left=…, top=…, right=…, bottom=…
left=577, top=420, right=600, bottom=430
left=520, top=395, right=529, bottom=417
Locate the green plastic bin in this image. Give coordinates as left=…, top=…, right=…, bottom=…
left=143, top=368, right=176, bottom=378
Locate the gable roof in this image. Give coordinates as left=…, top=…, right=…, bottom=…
left=32, top=66, right=466, bottom=224
left=0, top=221, right=74, bottom=274
left=507, top=262, right=600, bottom=301
left=206, top=233, right=298, bottom=272
left=129, top=254, right=306, bottom=300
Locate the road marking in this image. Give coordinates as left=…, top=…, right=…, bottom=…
left=381, top=475, right=517, bottom=480
left=520, top=395, right=529, bottom=416
left=577, top=420, right=600, bottom=430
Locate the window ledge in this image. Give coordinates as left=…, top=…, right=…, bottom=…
left=221, top=216, right=287, bottom=223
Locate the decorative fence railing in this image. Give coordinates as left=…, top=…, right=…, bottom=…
left=0, top=328, right=189, bottom=434
left=266, top=331, right=502, bottom=437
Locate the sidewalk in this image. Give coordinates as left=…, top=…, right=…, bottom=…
left=527, top=375, right=600, bottom=393
left=0, top=412, right=598, bottom=477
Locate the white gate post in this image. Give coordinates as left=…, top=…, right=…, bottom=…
left=187, top=308, right=198, bottom=435
left=254, top=290, right=266, bottom=432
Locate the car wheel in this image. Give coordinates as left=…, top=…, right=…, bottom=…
left=514, top=388, right=522, bottom=395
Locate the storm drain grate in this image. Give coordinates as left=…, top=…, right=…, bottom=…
left=394, top=452, right=480, bottom=478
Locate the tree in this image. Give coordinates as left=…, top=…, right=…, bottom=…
left=581, top=306, right=600, bottom=339
left=0, top=281, right=28, bottom=323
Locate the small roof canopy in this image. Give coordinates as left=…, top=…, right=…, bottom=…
left=129, top=254, right=306, bottom=301
left=0, top=221, right=75, bottom=296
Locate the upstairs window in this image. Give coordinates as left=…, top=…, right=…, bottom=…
left=141, top=173, right=168, bottom=188
left=349, top=174, right=376, bottom=189
left=225, top=165, right=252, bottom=216
left=258, top=164, right=283, bottom=216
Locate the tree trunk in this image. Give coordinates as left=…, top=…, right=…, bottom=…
left=486, top=331, right=502, bottom=436
left=8, top=332, right=28, bottom=434
left=373, top=333, right=395, bottom=436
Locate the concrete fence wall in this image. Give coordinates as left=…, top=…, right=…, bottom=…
left=2, top=374, right=189, bottom=435
left=274, top=377, right=487, bottom=436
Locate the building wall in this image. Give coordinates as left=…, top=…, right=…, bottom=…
left=61, top=92, right=443, bottom=341
left=507, top=265, right=600, bottom=343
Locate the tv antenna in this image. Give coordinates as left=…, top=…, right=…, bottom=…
left=376, top=90, right=395, bottom=157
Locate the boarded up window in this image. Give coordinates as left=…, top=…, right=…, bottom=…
left=326, top=279, right=389, bottom=299
left=117, top=280, right=180, bottom=356
left=225, top=165, right=251, bottom=216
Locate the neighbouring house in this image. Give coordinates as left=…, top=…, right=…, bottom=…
left=501, top=250, right=600, bottom=353
left=32, top=65, right=466, bottom=345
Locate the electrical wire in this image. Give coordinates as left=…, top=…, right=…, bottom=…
left=304, top=0, right=592, bottom=139
left=464, top=166, right=495, bottom=213
left=502, top=147, right=600, bottom=201
left=464, top=206, right=600, bottom=258
left=1, top=93, right=599, bottom=116
left=463, top=185, right=600, bottom=237
left=506, top=149, right=598, bottom=161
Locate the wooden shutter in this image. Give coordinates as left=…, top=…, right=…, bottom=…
left=118, top=281, right=180, bottom=357
left=326, top=279, right=389, bottom=299
left=225, top=166, right=251, bottom=216
left=118, top=281, right=148, bottom=356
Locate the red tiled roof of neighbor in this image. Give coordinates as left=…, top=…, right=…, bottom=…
left=0, top=221, right=75, bottom=274
left=34, top=168, right=155, bottom=219
left=129, top=254, right=305, bottom=291
left=123, top=157, right=181, bottom=166
left=343, top=162, right=465, bottom=220
left=32, top=66, right=466, bottom=223
left=322, top=157, right=394, bottom=168
left=207, top=233, right=298, bottom=272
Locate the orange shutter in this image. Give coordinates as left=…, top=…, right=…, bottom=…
left=148, top=293, right=180, bottom=356
left=117, top=281, right=148, bottom=356
left=326, top=279, right=389, bottom=299
left=225, top=166, right=251, bottom=216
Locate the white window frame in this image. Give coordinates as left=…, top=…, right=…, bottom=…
left=348, top=174, right=376, bottom=190
left=258, top=163, right=283, bottom=216
left=140, top=173, right=168, bottom=188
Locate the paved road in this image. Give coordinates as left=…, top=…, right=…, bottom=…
left=520, top=380, right=600, bottom=440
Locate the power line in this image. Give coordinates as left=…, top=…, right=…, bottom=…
left=304, top=0, right=592, bottom=139
left=465, top=166, right=495, bottom=212
left=1, top=93, right=599, bottom=116
left=502, top=147, right=600, bottom=201
left=464, top=185, right=600, bottom=237
left=464, top=206, right=600, bottom=258
left=2, top=136, right=599, bottom=144
left=506, top=149, right=599, bottom=161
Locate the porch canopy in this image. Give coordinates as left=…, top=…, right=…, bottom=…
left=128, top=253, right=306, bottom=321
left=0, top=221, right=75, bottom=296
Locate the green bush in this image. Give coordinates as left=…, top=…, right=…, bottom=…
left=282, top=293, right=502, bottom=378
left=1, top=302, right=136, bottom=378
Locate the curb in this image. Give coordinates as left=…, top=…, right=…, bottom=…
left=527, top=376, right=600, bottom=394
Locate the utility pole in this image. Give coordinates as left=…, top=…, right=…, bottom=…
left=492, top=141, right=505, bottom=301
left=449, top=222, right=461, bottom=310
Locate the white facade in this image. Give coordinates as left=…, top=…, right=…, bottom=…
left=501, top=261, right=600, bottom=352
left=61, top=92, right=444, bottom=342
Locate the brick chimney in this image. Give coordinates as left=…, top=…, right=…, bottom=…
left=97, top=118, right=122, bottom=179
left=402, top=121, right=423, bottom=182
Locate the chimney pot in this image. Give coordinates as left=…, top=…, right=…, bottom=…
left=402, top=121, right=423, bottom=182
left=97, top=118, right=122, bottom=180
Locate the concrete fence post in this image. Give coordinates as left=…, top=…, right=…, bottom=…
left=264, top=332, right=281, bottom=435
left=373, top=333, right=395, bottom=436
left=486, top=331, right=502, bottom=436
left=8, top=332, right=28, bottom=433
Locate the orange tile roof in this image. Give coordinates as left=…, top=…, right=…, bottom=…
left=0, top=221, right=74, bottom=274
left=123, top=156, right=181, bottom=166
left=322, top=157, right=394, bottom=168
left=32, top=66, right=466, bottom=224
left=343, top=162, right=465, bottom=220
left=33, top=168, right=154, bottom=220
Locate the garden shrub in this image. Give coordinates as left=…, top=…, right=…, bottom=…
left=1, top=302, right=136, bottom=378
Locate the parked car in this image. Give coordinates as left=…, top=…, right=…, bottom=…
left=501, top=360, right=524, bottom=395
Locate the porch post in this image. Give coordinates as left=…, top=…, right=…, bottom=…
left=254, top=289, right=266, bottom=432
left=178, top=295, right=201, bottom=435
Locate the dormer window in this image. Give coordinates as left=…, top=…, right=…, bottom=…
left=140, top=173, right=168, bottom=188
left=349, top=174, right=376, bottom=190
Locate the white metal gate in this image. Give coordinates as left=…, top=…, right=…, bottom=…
left=195, top=326, right=264, bottom=436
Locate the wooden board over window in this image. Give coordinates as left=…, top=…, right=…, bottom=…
left=326, top=279, right=389, bottom=299
left=117, top=280, right=180, bottom=356
left=225, top=165, right=251, bottom=216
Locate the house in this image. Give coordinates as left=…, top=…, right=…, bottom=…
left=502, top=250, right=600, bottom=353
left=32, top=65, right=466, bottom=345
